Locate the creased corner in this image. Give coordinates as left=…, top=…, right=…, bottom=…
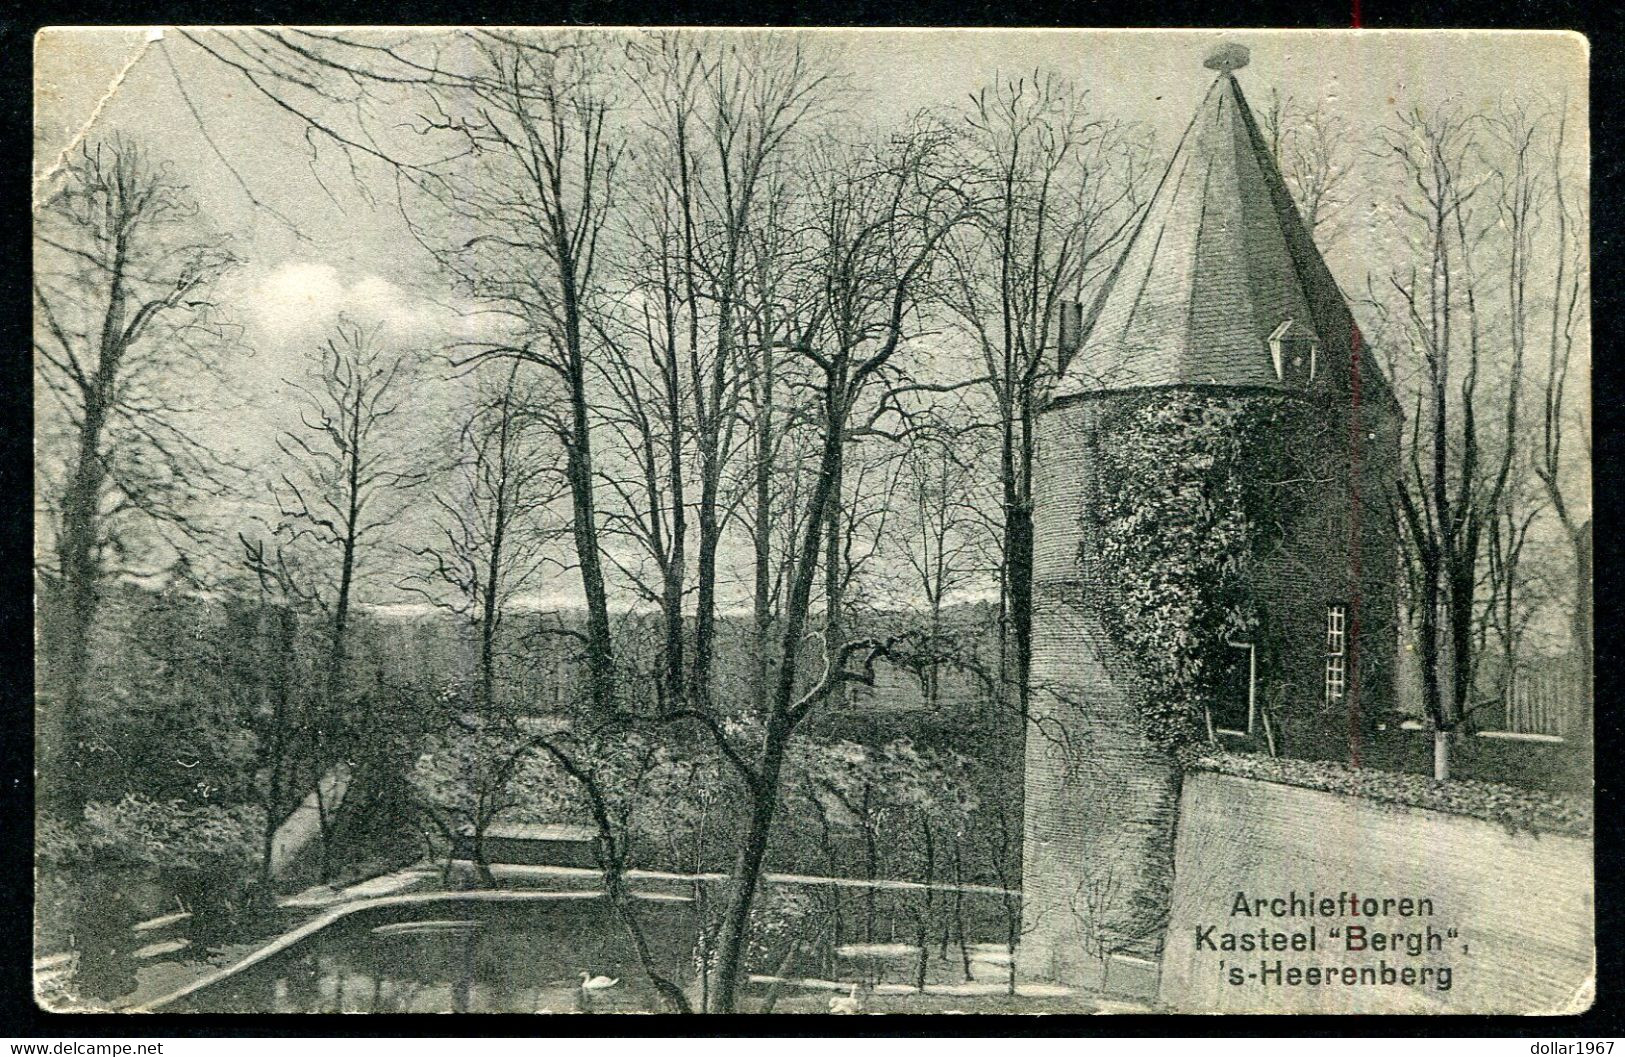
left=1537, top=974, right=1596, bottom=1017
left=32, top=28, right=167, bottom=209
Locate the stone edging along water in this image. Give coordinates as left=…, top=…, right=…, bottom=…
left=477, top=862, right=1016, bottom=896
left=132, top=889, right=607, bottom=1013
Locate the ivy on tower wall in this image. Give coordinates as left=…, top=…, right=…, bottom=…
left=1085, top=390, right=1329, bottom=752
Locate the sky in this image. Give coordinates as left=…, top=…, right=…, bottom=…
left=35, top=27, right=1589, bottom=305
left=32, top=28, right=1591, bottom=613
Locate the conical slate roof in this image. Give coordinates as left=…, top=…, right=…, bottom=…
left=1054, top=64, right=1396, bottom=408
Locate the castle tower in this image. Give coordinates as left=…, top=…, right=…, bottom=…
left=1019, top=44, right=1401, bottom=996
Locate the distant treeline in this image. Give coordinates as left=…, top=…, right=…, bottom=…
left=36, top=576, right=1022, bottom=880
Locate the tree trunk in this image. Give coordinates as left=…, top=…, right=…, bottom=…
left=1446, top=549, right=1477, bottom=723
left=259, top=603, right=295, bottom=893
left=825, top=450, right=846, bottom=662
left=1010, top=397, right=1036, bottom=721
left=479, top=515, right=504, bottom=712
left=472, top=819, right=498, bottom=889
left=710, top=737, right=786, bottom=1013
left=862, top=787, right=878, bottom=943
left=1417, top=551, right=1446, bottom=743
left=317, top=517, right=356, bottom=884
left=1574, top=521, right=1592, bottom=728
left=609, top=881, right=691, bottom=1012
left=693, top=474, right=719, bottom=706
left=711, top=390, right=848, bottom=1014
left=1005, top=904, right=1019, bottom=997
left=661, top=560, right=686, bottom=712
left=751, top=311, right=778, bottom=715
left=752, top=447, right=773, bottom=713
left=952, top=838, right=972, bottom=981
left=1433, top=728, right=1451, bottom=782
left=915, top=818, right=935, bottom=992
left=661, top=311, right=688, bottom=713
left=563, top=421, right=617, bottom=714
left=50, top=232, right=134, bottom=807
left=757, top=941, right=801, bottom=1014
left=313, top=772, right=335, bottom=884
left=915, top=920, right=930, bottom=993
left=49, top=387, right=114, bottom=809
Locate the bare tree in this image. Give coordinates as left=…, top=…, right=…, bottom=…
left=411, top=686, right=563, bottom=889
left=736, top=166, right=825, bottom=714
left=593, top=167, right=695, bottom=712
left=237, top=537, right=308, bottom=893
left=315, top=33, right=630, bottom=716
left=946, top=74, right=1148, bottom=722
left=884, top=411, right=997, bottom=707
left=706, top=121, right=975, bottom=1013
left=267, top=321, right=426, bottom=691
left=1372, top=103, right=1544, bottom=777
left=1257, top=90, right=1356, bottom=249
left=248, top=319, right=426, bottom=877
left=1529, top=103, right=1593, bottom=712
left=1478, top=102, right=1560, bottom=706
left=34, top=137, right=238, bottom=804
left=1375, top=106, right=1484, bottom=779
left=617, top=33, right=836, bottom=706
left=404, top=361, right=564, bottom=711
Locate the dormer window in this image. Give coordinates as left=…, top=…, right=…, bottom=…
left=1269, top=319, right=1318, bottom=385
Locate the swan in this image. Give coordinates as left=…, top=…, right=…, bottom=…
left=579, top=971, right=620, bottom=991
left=829, top=984, right=861, bottom=1014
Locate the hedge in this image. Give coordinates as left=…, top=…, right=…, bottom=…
left=1183, top=748, right=1592, bottom=838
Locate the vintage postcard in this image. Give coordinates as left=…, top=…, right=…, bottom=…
left=32, top=27, right=1591, bottom=1015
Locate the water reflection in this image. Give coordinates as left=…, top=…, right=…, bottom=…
left=72, top=882, right=140, bottom=1003
left=182, top=895, right=694, bottom=1013
left=37, top=865, right=289, bottom=1011
left=165, top=884, right=1015, bottom=1013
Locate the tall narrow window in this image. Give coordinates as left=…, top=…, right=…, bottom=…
left=1056, top=300, right=1085, bottom=375
left=1325, top=604, right=1347, bottom=703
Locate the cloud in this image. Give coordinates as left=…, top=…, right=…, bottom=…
left=249, top=260, right=442, bottom=344
left=255, top=261, right=344, bottom=332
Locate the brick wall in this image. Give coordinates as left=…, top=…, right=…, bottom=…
left=1021, top=595, right=1182, bottom=988
left=1021, top=399, right=1182, bottom=992
left=1160, top=772, right=1594, bottom=1013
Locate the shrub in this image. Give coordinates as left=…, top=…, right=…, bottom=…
left=1185, top=748, right=1593, bottom=837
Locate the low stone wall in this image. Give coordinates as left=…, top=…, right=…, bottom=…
left=1159, top=771, right=1594, bottom=1013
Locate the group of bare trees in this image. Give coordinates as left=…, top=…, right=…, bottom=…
left=89, top=28, right=1154, bottom=1011
left=1358, top=98, right=1590, bottom=777
left=34, top=27, right=1591, bottom=1009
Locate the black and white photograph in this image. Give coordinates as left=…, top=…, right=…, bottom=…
left=30, top=26, right=1592, bottom=1016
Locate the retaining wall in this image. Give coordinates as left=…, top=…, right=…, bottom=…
left=1158, top=771, right=1594, bottom=1013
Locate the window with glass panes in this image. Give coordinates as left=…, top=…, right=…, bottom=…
left=1325, top=604, right=1346, bottom=703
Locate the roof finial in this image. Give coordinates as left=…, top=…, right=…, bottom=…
left=1204, top=42, right=1250, bottom=73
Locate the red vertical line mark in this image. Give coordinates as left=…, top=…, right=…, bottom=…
left=1351, top=0, right=1363, bottom=27
left=1348, top=326, right=1364, bottom=767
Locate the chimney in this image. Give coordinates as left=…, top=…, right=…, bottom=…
left=1057, top=300, right=1084, bottom=376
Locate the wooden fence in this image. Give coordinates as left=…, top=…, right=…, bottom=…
left=1501, top=667, right=1584, bottom=738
